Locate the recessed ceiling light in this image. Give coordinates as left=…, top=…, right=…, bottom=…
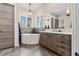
left=57, top=9, right=60, bottom=12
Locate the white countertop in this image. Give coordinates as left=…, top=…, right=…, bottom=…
left=21, top=34, right=40, bottom=35
left=40, top=31, right=72, bottom=35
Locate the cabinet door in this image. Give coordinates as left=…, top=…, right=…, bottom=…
left=39, top=33, right=52, bottom=48
left=57, top=43, right=71, bottom=56
left=45, top=33, right=52, bottom=48
left=50, top=34, right=58, bottom=51
left=39, top=33, right=47, bottom=46
left=39, top=33, right=44, bottom=45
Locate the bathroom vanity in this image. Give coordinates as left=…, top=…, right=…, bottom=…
left=39, top=31, right=71, bottom=56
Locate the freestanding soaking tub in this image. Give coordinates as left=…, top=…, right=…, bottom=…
left=21, top=34, right=40, bottom=45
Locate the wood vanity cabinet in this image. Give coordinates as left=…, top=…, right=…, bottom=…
left=39, top=33, right=51, bottom=48
left=57, top=34, right=71, bottom=56
left=39, top=32, right=71, bottom=56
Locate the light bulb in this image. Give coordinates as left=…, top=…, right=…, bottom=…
left=28, top=12, right=32, bottom=16
left=45, top=16, right=49, bottom=19
left=66, top=9, right=70, bottom=16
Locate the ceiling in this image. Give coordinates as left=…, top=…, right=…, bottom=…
left=48, top=3, right=71, bottom=16
left=17, top=3, right=45, bottom=12
left=17, top=3, right=72, bottom=16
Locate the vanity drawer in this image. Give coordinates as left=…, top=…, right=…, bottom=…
left=39, top=33, right=48, bottom=46
left=57, top=43, right=71, bottom=50
left=40, top=33, right=46, bottom=38
left=57, top=47, right=71, bottom=56
left=57, top=40, right=71, bottom=46
left=57, top=34, right=71, bottom=45
left=57, top=43, right=71, bottom=56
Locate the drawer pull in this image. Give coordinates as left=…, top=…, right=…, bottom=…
left=60, top=41, right=65, bottom=44
left=60, top=36, right=65, bottom=37
left=58, top=45, right=65, bottom=49
left=58, top=41, right=65, bottom=44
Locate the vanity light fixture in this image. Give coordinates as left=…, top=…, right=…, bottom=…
left=45, top=16, right=49, bottom=21
left=45, top=16, right=49, bottom=19
left=57, top=9, right=60, bottom=12
left=66, top=9, right=70, bottom=16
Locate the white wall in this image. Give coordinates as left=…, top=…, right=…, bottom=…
left=58, top=14, right=72, bottom=33
left=76, top=4, right=79, bottom=54
left=13, top=4, right=28, bottom=47
left=70, top=3, right=79, bottom=55
left=71, top=3, right=77, bottom=56
left=14, top=4, right=19, bottom=47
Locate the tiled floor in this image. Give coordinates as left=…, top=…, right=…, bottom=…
left=0, top=45, right=58, bottom=56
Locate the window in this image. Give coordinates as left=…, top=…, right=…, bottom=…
left=27, top=17, right=32, bottom=27
left=20, top=16, right=26, bottom=27
left=36, top=16, right=43, bottom=28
